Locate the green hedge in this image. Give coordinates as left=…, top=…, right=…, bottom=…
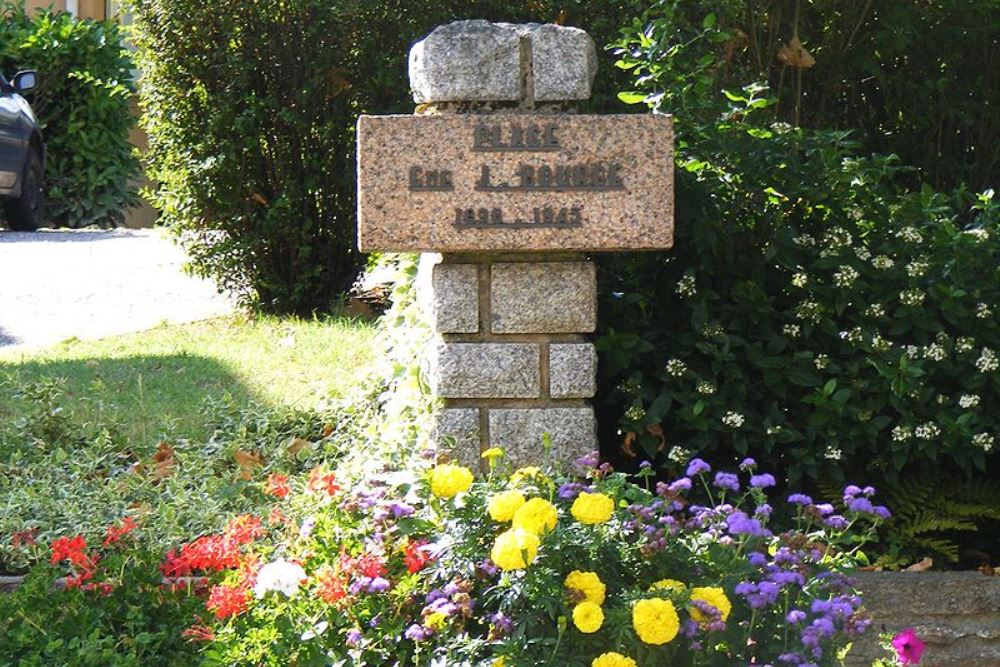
left=0, top=3, right=138, bottom=228
left=127, top=0, right=640, bottom=314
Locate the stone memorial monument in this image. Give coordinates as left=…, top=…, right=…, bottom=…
left=357, top=20, right=674, bottom=470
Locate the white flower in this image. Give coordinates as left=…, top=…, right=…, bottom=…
left=668, top=445, right=691, bottom=463
left=977, top=303, right=993, bottom=320
left=796, top=301, right=822, bottom=324
left=905, top=260, right=929, bottom=278
left=973, top=433, right=995, bottom=452
left=840, top=327, right=863, bottom=344
left=871, top=335, right=891, bottom=352
left=899, top=289, right=925, bottom=306
left=696, top=381, right=716, bottom=395
left=964, top=228, right=989, bottom=242
left=956, top=337, right=976, bottom=354
left=915, top=422, right=941, bottom=440
left=959, top=394, right=980, bottom=409
left=922, top=343, right=947, bottom=361
left=766, top=425, right=783, bottom=435
left=975, top=347, right=998, bottom=373
left=854, top=246, right=872, bottom=261
left=892, top=426, right=912, bottom=442
left=814, top=353, right=830, bottom=370
left=824, top=227, right=853, bottom=248
left=825, top=446, right=843, bottom=461
left=254, top=559, right=307, bottom=599
left=833, top=265, right=859, bottom=288
left=676, top=274, right=697, bottom=297
left=791, top=272, right=808, bottom=288
left=722, top=411, right=745, bottom=428
left=701, top=324, right=724, bottom=338
left=783, top=324, right=801, bottom=338
left=895, top=226, right=923, bottom=244
left=905, top=345, right=920, bottom=359
left=872, top=255, right=895, bottom=270
left=665, top=359, right=687, bottom=377
left=865, top=304, right=886, bottom=318
left=793, top=234, right=816, bottom=247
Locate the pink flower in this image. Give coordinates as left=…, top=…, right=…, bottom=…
left=891, top=627, right=925, bottom=665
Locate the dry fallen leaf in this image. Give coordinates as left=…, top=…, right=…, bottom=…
left=904, top=557, right=934, bottom=572
left=979, top=564, right=995, bottom=576
left=234, top=450, right=265, bottom=481
left=777, top=36, right=816, bottom=69
left=152, top=442, right=177, bottom=480
left=321, top=424, right=334, bottom=439
left=622, top=431, right=637, bottom=458
left=286, top=437, right=311, bottom=456
left=646, top=423, right=667, bottom=452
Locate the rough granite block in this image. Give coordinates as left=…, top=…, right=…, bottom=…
left=432, top=263, right=479, bottom=333
left=491, top=262, right=596, bottom=333
left=488, top=407, right=596, bottom=468
left=549, top=343, right=597, bottom=398
left=409, top=21, right=521, bottom=103
left=531, top=24, right=597, bottom=101
left=432, top=407, right=482, bottom=471
left=430, top=342, right=540, bottom=398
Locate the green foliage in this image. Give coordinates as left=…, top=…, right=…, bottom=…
left=0, top=547, right=201, bottom=666
left=0, top=3, right=138, bottom=227
left=598, top=3, right=1000, bottom=500
left=126, top=0, right=639, bottom=313
left=615, top=0, right=999, bottom=191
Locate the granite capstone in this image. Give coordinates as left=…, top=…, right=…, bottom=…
left=409, top=21, right=521, bottom=103
left=530, top=24, right=597, bottom=101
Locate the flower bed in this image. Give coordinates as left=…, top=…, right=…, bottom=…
left=2, top=451, right=912, bottom=666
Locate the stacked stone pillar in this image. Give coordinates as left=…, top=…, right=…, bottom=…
left=409, top=21, right=601, bottom=470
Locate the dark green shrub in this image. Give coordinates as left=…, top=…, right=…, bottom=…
left=597, top=4, right=999, bottom=498
left=127, top=0, right=639, bottom=313
left=0, top=3, right=138, bottom=228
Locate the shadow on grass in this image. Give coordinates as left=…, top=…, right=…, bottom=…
left=0, top=353, right=271, bottom=445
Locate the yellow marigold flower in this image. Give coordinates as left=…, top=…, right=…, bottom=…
left=572, top=601, right=604, bottom=633
left=690, top=586, right=732, bottom=623
left=570, top=492, right=615, bottom=525
left=650, top=578, right=686, bottom=594
left=511, top=497, right=558, bottom=535
left=425, top=611, right=447, bottom=629
left=429, top=464, right=474, bottom=499
left=632, top=597, right=680, bottom=645
left=510, top=466, right=545, bottom=485
left=490, top=528, right=540, bottom=570
left=564, top=570, right=606, bottom=605
left=488, top=489, right=526, bottom=522
left=492, top=659, right=505, bottom=667
left=592, top=652, right=638, bottom=667
left=481, top=447, right=504, bottom=460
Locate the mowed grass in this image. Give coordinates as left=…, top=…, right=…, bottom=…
left=0, top=314, right=377, bottom=444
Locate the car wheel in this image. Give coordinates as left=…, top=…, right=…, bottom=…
left=5, top=150, right=43, bottom=231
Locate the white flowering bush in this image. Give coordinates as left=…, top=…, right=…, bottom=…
left=599, top=9, right=1000, bottom=525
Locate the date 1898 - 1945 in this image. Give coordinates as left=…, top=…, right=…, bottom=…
left=454, top=206, right=583, bottom=229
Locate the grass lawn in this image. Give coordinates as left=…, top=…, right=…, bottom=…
left=0, top=314, right=377, bottom=444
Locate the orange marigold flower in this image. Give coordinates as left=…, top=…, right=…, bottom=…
left=307, top=467, right=341, bottom=496
left=315, top=566, right=348, bottom=604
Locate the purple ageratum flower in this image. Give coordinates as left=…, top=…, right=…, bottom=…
left=490, top=612, right=514, bottom=636
left=750, top=473, right=776, bottom=488
left=748, top=551, right=768, bottom=567
left=825, top=514, right=850, bottom=529
left=389, top=502, right=414, bottom=518
left=713, top=472, right=740, bottom=492
left=404, top=624, right=430, bottom=641
left=874, top=505, right=892, bottom=519
left=558, top=482, right=587, bottom=500
left=755, top=503, right=773, bottom=517
left=813, top=503, right=835, bottom=516
left=843, top=485, right=863, bottom=498
left=777, top=654, right=803, bottom=665
left=739, top=457, right=757, bottom=471
left=575, top=450, right=600, bottom=469
left=847, top=497, right=875, bottom=514
left=345, top=628, right=363, bottom=646
left=668, top=477, right=693, bottom=493
left=640, top=460, right=652, bottom=469
left=786, top=609, right=807, bottom=624
left=726, top=511, right=766, bottom=536
left=367, top=577, right=391, bottom=593
left=686, top=458, right=712, bottom=476
left=862, top=485, right=876, bottom=496
left=788, top=493, right=814, bottom=506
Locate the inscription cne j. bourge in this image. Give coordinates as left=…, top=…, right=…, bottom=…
left=406, top=121, right=625, bottom=230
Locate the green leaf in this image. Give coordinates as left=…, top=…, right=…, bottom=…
left=617, top=91, right=648, bottom=104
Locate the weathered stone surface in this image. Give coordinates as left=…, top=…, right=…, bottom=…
left=356, top=113, right=674, bottom=253
left=491, top=261, right=596, bottom=333
left=409, top=21, right=521, bottom=103
left=429, top=342, right=540, bottom=398
left=847, top=572, right=1000, bottom=667
left=432, top=407, right=482, bottom=470
left=530, top=24, right=597, bottom=101
left=488, top=407, right=596, bottom=467
left=432, top=263, right=479, bottom=333
left=549, top=343, right=596, bottom=398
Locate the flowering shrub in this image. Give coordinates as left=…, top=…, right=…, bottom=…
left=178, top=452, right=887, bottom=666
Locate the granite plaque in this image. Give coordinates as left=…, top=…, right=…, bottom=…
left=357, top=114, right=673, bottom=252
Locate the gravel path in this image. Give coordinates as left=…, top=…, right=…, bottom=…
left=0, top=229, right=235, bottom=350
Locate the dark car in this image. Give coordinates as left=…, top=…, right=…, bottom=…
left=0, top=70, right=43, bottom=231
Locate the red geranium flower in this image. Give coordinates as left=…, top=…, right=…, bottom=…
left=265, top=473, right=291, bottom=499
left=307, top=467, right=340, bottom=496
left=315, top=566, right=348, bottom=604
left=207, top=582, right=250, bottom=620
left=103, top=516, right=139, bottom=547
left=403, top=540, right=434, bottom=573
